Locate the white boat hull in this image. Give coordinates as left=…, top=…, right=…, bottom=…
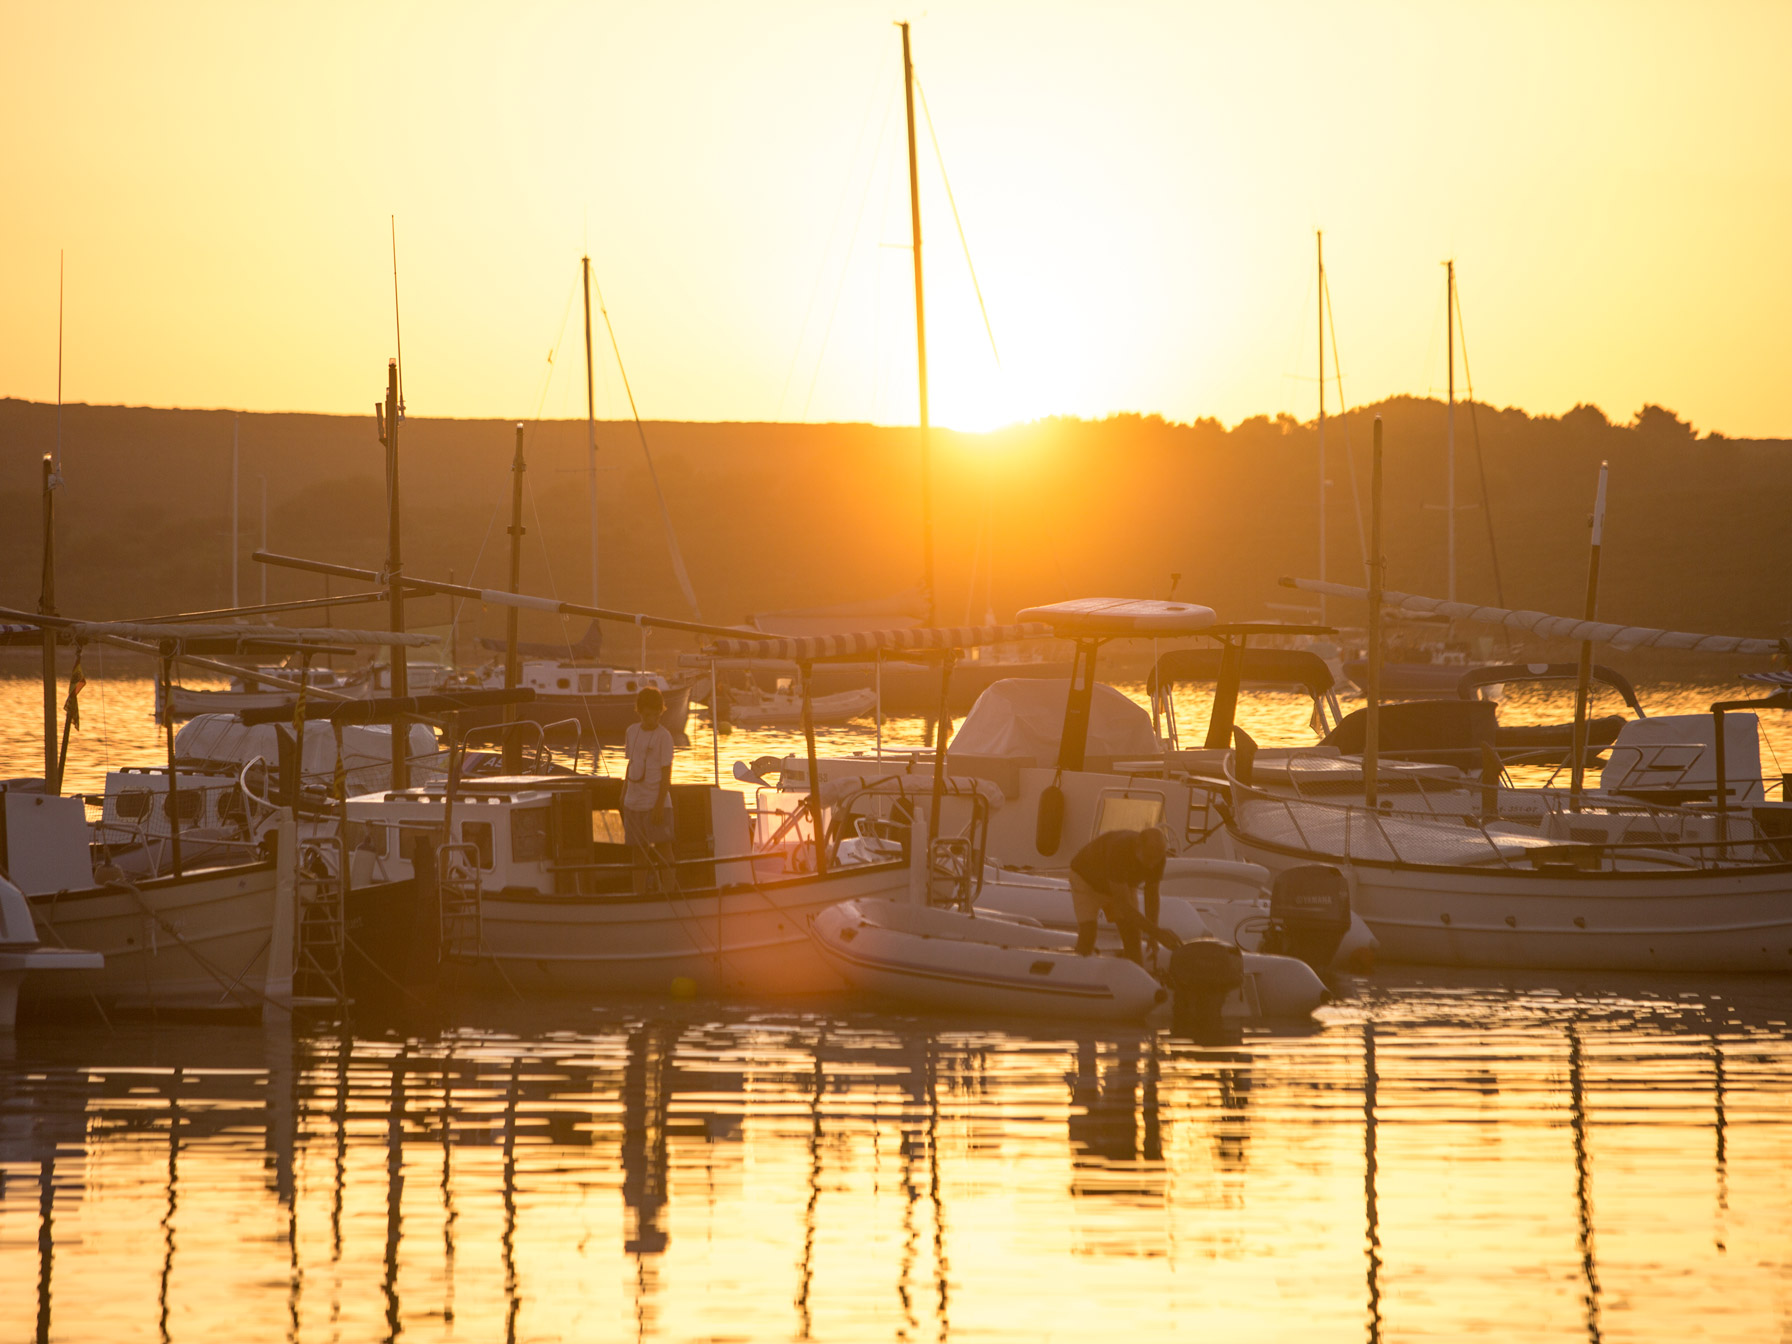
left=25, top=862, right=284, bottom=1011
left=1231, top=829, right=1792, bottom=973
left=812, top=899, right=1167, bottom=1021
left=450, top=860, right=911, bottom=997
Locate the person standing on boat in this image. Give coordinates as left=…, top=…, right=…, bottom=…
left=624, top=687, right=677, bottom=887
left=1068, top=827, right=1176, bottom=963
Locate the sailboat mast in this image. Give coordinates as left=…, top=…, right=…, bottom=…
left=1317, top=231, right=1326, bottom=627
left=581, top=255, right=600, bottom=608
left=1446, top=258, right=1456, bottom=604
left=900, top=21, right=935, bottom=627
left=378, top=358, right=409, bottom=789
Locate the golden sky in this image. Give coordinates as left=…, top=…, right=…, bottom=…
left=4, top=1, right=1789, bottom=435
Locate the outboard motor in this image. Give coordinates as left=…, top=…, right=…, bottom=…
left=1260, top=865, right=1352, bottom=969
left=1163, top=937, right=1244, bottom=1036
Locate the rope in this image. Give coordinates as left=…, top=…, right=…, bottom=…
left=914, top=77, right=1000, bottom=367
left=1452, top=274, right=1510, bottom=614
left=1323, top=266, right=1370, bottom=581
left=777, top=51, right=896, bottom=419
left=111, top=874, right=285, bottom=1013
left=587, top=266, right=704, bottom=621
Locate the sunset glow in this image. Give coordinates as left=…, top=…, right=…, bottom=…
left=3, top=2, right=1789, bottom=434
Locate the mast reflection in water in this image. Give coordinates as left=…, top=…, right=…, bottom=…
left=2, top=978, right=1790, bottom=1342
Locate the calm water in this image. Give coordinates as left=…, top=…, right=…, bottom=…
left=3, top=664, right=1788, bottom=799
left=2, top=984, right=1791, bottom=1343
left=3, top=669, right=1791, bottom=1341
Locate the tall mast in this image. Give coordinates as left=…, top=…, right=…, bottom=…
left=900, top=21, right=935, bottom=627
left=504, top=422, right=527, bottom=770
left=1568, top=462, right=1609, bottom=808
left=1446, top=259, right=1456, bottom=604
left=581, top=255, right=600, bottom=608
left=39, top=455, right=58, bottom=787
left=231, top=415, right=240, bottom=610
left=1317, top=231, right=1326, bottom=627
left=377, top=358, right=409, bottom=789
left=42, top=252, right=65, bottom=788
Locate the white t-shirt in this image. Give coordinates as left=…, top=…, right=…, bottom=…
left=623, top=722, right=674, bottom=811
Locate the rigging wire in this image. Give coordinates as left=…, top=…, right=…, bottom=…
left=1452, top=273, right=1510, bottom=612
left=914, top=76, right=1001, bottom=367
left=777, top=56, right=896, bottom=420
left=447, top=276, right=583, bottom=642
left=1322, top=267, right=1371, bottom=580
left=803, top=84, right=900, bottom=422
left=588, top=267, right=704, bottom=620
left=390, top=216, right=406, bottom=414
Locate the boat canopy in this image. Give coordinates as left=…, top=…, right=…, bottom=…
left=1148, top=647, right=1335, bottom=700
left=949, top=679, right=1157, bottom=762
left=706, top=623, right=1050, bottom=662
left=1017, top=598, right=1217, bottom=638
left=1455, top=662, right=1645, bottom=717
left=1281, top=577, right=1789, bottom=656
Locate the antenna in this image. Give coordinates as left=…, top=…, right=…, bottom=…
left=391, top=216, right=405, bottom=415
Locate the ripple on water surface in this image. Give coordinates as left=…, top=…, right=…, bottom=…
left=0, top=976, right=1789, bottom=1343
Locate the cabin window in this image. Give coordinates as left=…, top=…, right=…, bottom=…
left=1095, top=795, right=1165, bottom=835
left=344, top=820, right=388, bottom=858
left=556, top=677, right=572, bottom=691
left=592, top=809, right=626, bottom=844
left=511, top=807, right=550, bottom=863
left=162, top=791, right=203, bottom=823
left=396, top=824, right=447, bottom=862
left=624, top=680, right=637, bottom=693
left=116, top=789, right=152, bottom=820
left=461, top=820, right=494, bottom=869
left=578, top=674, right=594, bottom=694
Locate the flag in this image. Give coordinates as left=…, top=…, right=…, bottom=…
left=63, top=655, right=87, bottom=731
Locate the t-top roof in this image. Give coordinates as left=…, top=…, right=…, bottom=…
left=1016, top=598, right=1217, bottom=637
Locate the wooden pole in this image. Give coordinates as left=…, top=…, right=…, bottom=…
left=1363, top=417, right=1385, bottom=809
left=1568, top=461, right=1609, bottom=807
left=162, top=652, right=183, bottom=878
left=1446, top=259, right=1457, bottom=604
left=799, top=661, right=826, bottom=876
left=231, top=415, right=240, bottom=610
left=504, top=422, right=526, bottom=771
left=39, top=455, right=59, bottom=788
left=259, top=475, right=269, bottom=607
left=928, top=651, right=956, bottom=854
left=1317, top=230, right=1326, bottom=627
left=581, top=255, right=600, bottom=608
left=900, top=21, right=935, bottom=627
left=378, top=359, right=410, bottom=789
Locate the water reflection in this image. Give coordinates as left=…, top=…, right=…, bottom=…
left=3, top=982, right=1792, bottom=1341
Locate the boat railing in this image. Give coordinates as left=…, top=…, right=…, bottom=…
left=1225, top=759, right=1789, bottom=872
left=436, top=843, right=484, bottom=958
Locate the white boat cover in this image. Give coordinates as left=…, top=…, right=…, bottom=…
left=1235, top=795, right=1557, bottom=867
left=949, top=679, right=1158, bottom=762
left=1018, top=598, right=1218, bottom=636
left=175, top=714, right=437, bottom=785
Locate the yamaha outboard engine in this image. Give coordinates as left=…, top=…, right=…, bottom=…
left=1163, top=938, right=1244, bottom=1037
left=1260, top=865, right=1351, bottom=968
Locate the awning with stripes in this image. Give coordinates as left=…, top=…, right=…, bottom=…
left=706, top=622, right=1051, bottom=661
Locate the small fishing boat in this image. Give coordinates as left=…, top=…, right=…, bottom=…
left=712, top=685, right=876, bottom=729
left=3, top=782, right=302, bottom=1015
